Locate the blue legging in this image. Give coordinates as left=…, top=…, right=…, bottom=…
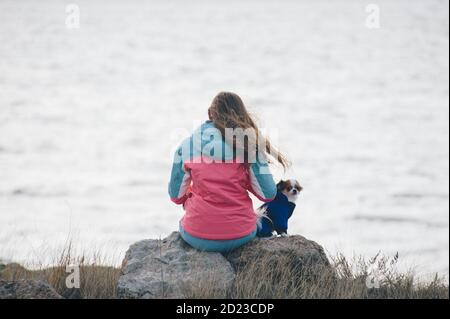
left=179, top=224, right=257, bottom=253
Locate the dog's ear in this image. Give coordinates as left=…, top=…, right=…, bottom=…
left=295, top=180, right=303, bottom=192
left=276, top=180, right=286, bottom=191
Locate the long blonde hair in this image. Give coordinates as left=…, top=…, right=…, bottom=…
left=208, top=92, right=290, bottom=169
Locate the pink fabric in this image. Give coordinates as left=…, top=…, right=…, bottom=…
left=180, top=158, right=261, bottom=240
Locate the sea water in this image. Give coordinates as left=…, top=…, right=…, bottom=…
left=0, top=0, right=448, bottom=277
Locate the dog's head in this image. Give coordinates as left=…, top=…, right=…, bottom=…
left=277, top=179, right=303, bottom=203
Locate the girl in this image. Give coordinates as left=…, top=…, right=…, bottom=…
left=169, top=92, right=289, bottom=253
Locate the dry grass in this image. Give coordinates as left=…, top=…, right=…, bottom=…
left=0, top=243, right=121, bottom=299
left=1, top=246, right=448, bottom=299
left=227, top=252, right=449, bottom=299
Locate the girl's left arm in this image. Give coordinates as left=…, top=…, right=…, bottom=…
left=247, top=153, right=277, bottom=202
left=168, top=144, right=192, bottom=205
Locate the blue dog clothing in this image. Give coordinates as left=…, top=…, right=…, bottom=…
left=257, top=191, right=296, bottom=237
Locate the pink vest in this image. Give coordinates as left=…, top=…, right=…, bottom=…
left=182, top=160, right=257, bottom=240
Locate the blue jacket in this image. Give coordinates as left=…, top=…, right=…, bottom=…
left=257, top=191, right=296, bottom=237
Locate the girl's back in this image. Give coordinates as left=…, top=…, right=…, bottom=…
left=169, top=120, right=276, bottom=240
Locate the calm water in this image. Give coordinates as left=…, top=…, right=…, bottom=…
left=0, top=0, right=448, bottom=277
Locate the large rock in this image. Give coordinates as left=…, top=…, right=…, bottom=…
left=0, top=259, right=10, bottom=274
left=226, top=235, right=331, bottom=273
left=224, top=235, right=334, bottom=298
left=0, top=280, right=63, bottom=299
left=117, top=232, right=235, bottom=299
left=118, top=232, right=332, bottom=299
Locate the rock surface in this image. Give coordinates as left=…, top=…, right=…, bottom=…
left=118, top=232, right=331, bottom=299
left=117, top=232, right=235, bottom=299
left=0, top=280, right=63, bottom=299
left=226, top=235, right=331, bottom=272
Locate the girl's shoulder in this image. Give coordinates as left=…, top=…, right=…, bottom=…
left=177, top=120, right=233, bottom=162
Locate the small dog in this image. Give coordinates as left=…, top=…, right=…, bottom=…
left=257, top=179, right=303, bottom=238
